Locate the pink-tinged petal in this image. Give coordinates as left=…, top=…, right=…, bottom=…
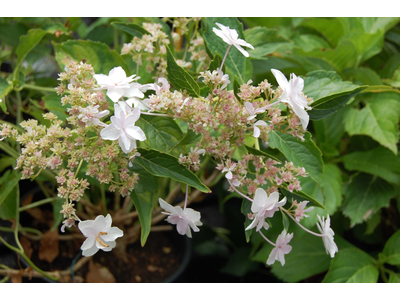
left=185, top=226, right=192, bottom=238
left=108, top=67, right=127, bottom=84
left=267, top=247, right=278, bottom=265
left=159, top=198, right=182, bottom=216
left=253, top=125, right=261, bottom=138
left=244, top=102, right=254, bottom=115
left=82, top=243, right=99, bottom=257
left=277, top=249, right=286, bottom=266
left=252, top=188, right=268, bottom=213
left=275, top=197, right=287, bottom=207
left=107, top=87, right=125, bottom=102
left=255, top=120, right=268, bottom=127
left=95, top=110, right=109, bottom=119
left=120, top=131, right=132, bottom=151
left=118, top=134, right=131, bottom=154
left=176, top=219, right=188, bottom=235
left=271, top=69, right=289, bottom=90
left=225, top=171, right=233, bottom=180
left=100, top=124, right=120, bottom=141
left=81, top=235, right=96, bottom=250
left=255, top=216, right=264, bottom=232
left=102, top=227, right=124, bottom=242
left=94, top=74, right=114, bottom=87
left=183, top=208, right=201, bottom=223
left=101, top=240, right=116, bottom=252
left=125, top=126, right=146, bottom=141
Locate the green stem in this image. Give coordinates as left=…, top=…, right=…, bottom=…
left=0, top=142, right=19, bottom=159
left=100, top=184, right=107, bottom=215
left=254, top=138, right=260, bottom=150
left=14, top=185, right=23, bottom=252
left=113, top=27, right=119, bottom=50
left=75, top=159, right=84, bottom=177
left=0, top=226, right=42, bottom=236
left=19, top=197, right=61, bottom=212
left=23, top=84, right=57, bottom=93
left=0, top=276, right=9, bottom=283
left=0, top=236, right=59, bottom=281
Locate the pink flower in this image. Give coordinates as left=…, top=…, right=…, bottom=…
left=267, top=229, right=293, bottom=266
left=246, top=189, right=286, bottom=232
left=293, top=200, right=314, bottom=222
left=100, top=103, right=146, bottom=154
left=244, top=102, right=265, bottom=121
left=317, top=215, right=338, bottom=258
left=159, top=198, right=202, bottom=238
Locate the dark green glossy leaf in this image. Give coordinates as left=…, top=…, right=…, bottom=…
left=111, top=22, right=150, bottom=38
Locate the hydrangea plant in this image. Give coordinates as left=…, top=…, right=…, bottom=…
left=1, top=17, right=400, bottom=283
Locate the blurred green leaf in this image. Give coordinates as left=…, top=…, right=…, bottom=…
left=381, top=230, right=400, bottom=266
left=111, top=22, right=150, bottom=38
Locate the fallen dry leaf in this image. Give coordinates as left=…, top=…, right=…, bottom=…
left=11, top=272, right=23, bottom=283
left=20, top=236, right=33, bottom=260
left=38, top=229, right=59, bottom=263
left=86, top=259, right=116, bottom=283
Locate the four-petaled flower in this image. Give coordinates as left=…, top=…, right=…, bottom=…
left=267, top=229, right=293, bottom=266
left=78, top=214, right=123, bottom=257
left=94, top=67, right=141, bottom=102
left=159, top=198, right=202, bottom=238
left=271, top=69, right=311, bottom=130
left=316, top=215, right=338, bottom=258
left=222, top=162, right=237, bottom=180
left=217, top=68, right=230, bottom=89
left=77, top=105, right=109, bottom=126
left=293, top=200, right=314, bottom=222
left=100, top=103, right=146, bottom=153
left=213, top=23, right=254, bottom=57
left=246, top=189, right=286, bottom=232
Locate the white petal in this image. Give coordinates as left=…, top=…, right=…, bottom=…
left=101, top=240, right=116, bottom=252
left=252, top=188, right=268, bottom=213
left=104, top=214, right=112, bottom=229
left=290, top=101, right=309, bottom=130
left=93, top=215, right=107, bottom=233
left=107, top=88, right=125, bottom=102
left=244, top=102, right=254, bottom=115
left=125, top=126, right=146, bottom=141
left=78, top=220, right=95, bottom=237
left=176, top=219, right=188, bottom=235
left=271, top=69, right=289, bottom=90
left=159, top=198, right=182, bottom=216
left=82, top=243, right=99, bottom=257
left=253, top=125, right=261, bottom=138
left=233, top=44, right=250, bottom=57
left=102, top=227, right=124, bottom=242
left=109, top=67, right=127, bottom=84
left=100, top=124, right=120, bottom=141
left=94, top=74, right=114, bottom=87
left=81, top=235, right=96, bottom=250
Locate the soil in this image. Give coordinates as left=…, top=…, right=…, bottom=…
left=26, top=231, right=185, bottom=283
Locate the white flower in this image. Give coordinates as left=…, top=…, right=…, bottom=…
left=246, top=189, right=286, bottom=232
left=316, top=215, right=338, bottom=258
left=244, top=102, right=265, bottom=121
left=125, top=97, right=151, bottom=111
left=213, top=23, right=254, bottom=57
left=217, top=68, right=230, bottom=89
left=154, top=77, right=170, bottom=94
left=190, top=147, right=205, bottom=156
left=78, top=214, right=123, bottom=257
left=100, top=103, right=146, bottom=154
left=77, top=105, right=109, bottom=126
left=159, top=198, right=202, bottom=238
left=94, top=66, right=139, bottom=102
left=253, top=120, right=268, bottom=138
left=293, top=200, right=314, bottom=222
left=222, top=162, right=237, bottom=180
left=271, top=69, right=311, bottom=130
left=267, top=229, right=293, bottom=266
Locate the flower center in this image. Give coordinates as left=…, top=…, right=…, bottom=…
left=96, top=231, right=109, bottom=247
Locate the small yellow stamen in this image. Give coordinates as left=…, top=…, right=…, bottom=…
left=96, top=237, right=109, bottom=247
left=98, top=232, right=107, bottom=236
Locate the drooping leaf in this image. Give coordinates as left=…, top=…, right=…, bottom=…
left=136, top=114, right=184, bottom=157
left=166, top=45, right=200, bottom=97
left=342, top=146, right=400, bottom=185
left=322, top=248, right=379, bottom=283
left=134, top=148, right=210, bottom=193
left=343, top=92, right=400, bottom=155
left=129, top=162, right=158, bottom=246
left=268, top=131, right=324, bottom=182
left=0, top=172, right=20, bottom=221
left=303, top=70, right=366, bottom=120
left=343, top=173, right=395, bottom=227
left=244, top=145, right=281, bottom=163
left=0, top=78, right=12, bottom=113
left=208, top=51, right=224, bottom=72
left=53, top=40, right=129, bottom=74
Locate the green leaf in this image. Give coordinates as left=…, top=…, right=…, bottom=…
left=51, top=199, right=64, bottom=231
left=202, top=17, right=248, bottom=84
left=241, top=198, right=253, bottom=242
left=244, top=145, right=281, bottom=163
left=303, top=70, right=366, bottom=120
left=388, top=271, right=400, bottom=283
left=268, top=131, right=323, bottom=182
left=342, top=146, right=400, bottom=185
left=0, top=183, right=18, bottom=221
left=233, top=76, right=242, bottom=104
left=136, top=115, right=184, bottom=157
left=381, top=230, right=400, bottom=265
left=111, top=22, right=150, bottom=38
left=53, top=40, right=129, bottom=74
left=343, top=173, right=395, bottom=227
left=208, top=51, right=224, bottom=72
left=322, top=248, right=379, bottom=283
left=0, top=170, right=22, bottom=209
left=244, top=27, right=293, bottom=59
left=134, top=148, right=210, bottom=193
left=42, top=94, right=69, bottom=121
left=129, top=162, right=158, bottom=246
left=166, top=45, right=200, bottom=97
left=171, top=129, right=201, bottom=151
left=0, top=78, right=12, bottom=113
left=343, top=92, right=400, bottom=155
left=281, top=186, right=325, bottom=209
left=300, top=18, right=345, bottom=48
left=15, top=28, right=47, bottom=75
